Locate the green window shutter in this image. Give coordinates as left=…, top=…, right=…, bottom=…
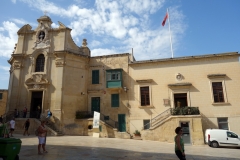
left=92, top=70, right=99, bottom=84
left=111, top=94, right=119, bottom=107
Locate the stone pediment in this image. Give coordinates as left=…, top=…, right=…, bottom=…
left=17, top=24, right=32, bottom=35
left=58, top=21, right=67, bottom=29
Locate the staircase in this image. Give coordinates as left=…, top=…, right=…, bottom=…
left=45, top=120, right=64, bottom=136
left=143, top=108, right=172, bottom=130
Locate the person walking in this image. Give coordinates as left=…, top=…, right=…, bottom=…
left=23, top=119, right=30, bottom=136
left=23, top=107, right=28, bottom=118
left=46, top=109, right=52, bottom=119
left=174, top=127, right=186, bottom=160
left=37, top=105, right=41, bottom=119
left=0, top=115, right=3, bottom=123
left=9, top=117, right=15, bottom=137
left=37, top=120, right=48, bottom=155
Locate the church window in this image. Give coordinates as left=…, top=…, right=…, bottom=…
left=35, top=54, right=45, bottom=72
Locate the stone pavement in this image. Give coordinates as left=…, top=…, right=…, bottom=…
left=11, top=134, right=240, bottom=160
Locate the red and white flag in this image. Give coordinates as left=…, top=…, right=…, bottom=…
left=162, top=13, right=168, bottom=26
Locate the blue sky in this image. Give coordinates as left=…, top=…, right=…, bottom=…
left=0, top=0, right=240, bottom=89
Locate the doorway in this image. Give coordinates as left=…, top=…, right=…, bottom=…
left=91, top=97, right=100, bottom=113
left=118, top=114, right=126, bottom=132
left=180, top=122, right=191, bottom=144
left=174, top=93, right=188, bottom=108
left=30, top=91, right=43, bottom=118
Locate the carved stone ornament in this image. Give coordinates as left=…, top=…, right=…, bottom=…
left=55, top=58, right=66, bottom=67
left=25, top=74, right=49, bottom=90
left=13, top=62, right=22, bottom=69
left=33, top=84, right=41, bottom=89
left=32, top=21, right=50, bottom=50
left=82, top=39, right=88, bottom=47
left=176, top=73, right=183, bottom=81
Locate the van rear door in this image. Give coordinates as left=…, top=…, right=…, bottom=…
left=225, top=131, right=240, bottom=146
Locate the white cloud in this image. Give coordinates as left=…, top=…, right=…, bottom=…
left=11, top=0, right=16, bottom=4
left=17, top=0, right=186, bottom=60
left=51, top=22, right=58, bottom=28
left=90, top=40, right=101, bottom=48
left=0, top=21, right=19, bottom=57
left=11, top=18, right=37, bottom=27
left=91, top=48, right=118, bottom=57
left=0, top=65, right=10, bottom=71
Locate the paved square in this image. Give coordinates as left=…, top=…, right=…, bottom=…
left=12, top=135, right=240, bottom=160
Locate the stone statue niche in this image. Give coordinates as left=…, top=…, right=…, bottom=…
left=38, top=31, right=45, bottom=41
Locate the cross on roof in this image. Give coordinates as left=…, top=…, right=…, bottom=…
left=44, top=10, right=48, bottom=16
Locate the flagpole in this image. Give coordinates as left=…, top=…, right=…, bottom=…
left=167, top=8, right=174, bottom=58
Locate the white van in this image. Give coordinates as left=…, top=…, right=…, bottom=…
left=205, top=129, right=240, bottom=148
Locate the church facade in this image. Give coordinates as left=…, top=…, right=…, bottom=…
left=6, top=15, right=240, bottom=145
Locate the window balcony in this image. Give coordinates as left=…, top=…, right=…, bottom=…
left=106, top=69, right=122, bottom=88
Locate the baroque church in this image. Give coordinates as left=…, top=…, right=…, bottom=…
left=6, top=15, right=240, bottom=145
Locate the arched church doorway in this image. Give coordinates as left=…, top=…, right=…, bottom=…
left=30, top=91, right=43, bottom=118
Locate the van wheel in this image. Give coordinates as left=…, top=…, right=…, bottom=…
left=211, top=141, right=219, bottom=148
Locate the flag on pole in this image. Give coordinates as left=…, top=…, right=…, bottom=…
left=162, top=13, right=168, bottom=26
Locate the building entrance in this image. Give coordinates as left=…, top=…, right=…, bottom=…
left=30, top=91, right=43, bottom=118
left=174, top=93, right=188, bottom=108
left=180, top=122, right=191, bottom=144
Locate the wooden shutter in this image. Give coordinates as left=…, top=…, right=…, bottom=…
left=212, top=82, right=224, bottom=102
left=140, top=87, right=150, bottom=106
left=92, top=70, right=99, bottom=84
left=111, top=94, right=119, bottom=107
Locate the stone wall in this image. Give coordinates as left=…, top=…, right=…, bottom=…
left=0, top=90, right=7, bottom=116
left=63, top=118, right=118, bottom=138
left=88, top=54, right=131, bottom=133
left=128, top=54, right=240, bottom=135
left=141, top=116, right=204, bottom=145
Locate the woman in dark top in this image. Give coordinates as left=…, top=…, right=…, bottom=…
left=175, top=127, right=186, bottom=160
left=23, top=119, right=30, bottom=136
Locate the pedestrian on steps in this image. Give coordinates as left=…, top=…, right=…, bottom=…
left=23, top=119, right=30, bottom=136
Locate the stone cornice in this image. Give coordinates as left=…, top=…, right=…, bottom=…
left=207, top=74, right=226, bottom=78
left=91, top=53, right=130, bottom=58
left=136, top=79, right=153, bottom=83
left=129, top=52, right=239, bottom=65
left=168, top=82, right=192, bottom=87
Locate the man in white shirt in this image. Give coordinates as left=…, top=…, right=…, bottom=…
left=9, top=117, right=15, bottom=137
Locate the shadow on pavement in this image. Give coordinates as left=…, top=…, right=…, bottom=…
left=17, top=144, right=240, bottom=160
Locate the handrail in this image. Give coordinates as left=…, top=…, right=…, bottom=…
left=100, top=112, right=118, bottom=129
left=151, top=108, right=171, bottom=123
left=142, top=108, right=171, bottom=130
left=142, top=107, right=200, bottom=130
left=76, top=111, right=118, bottom=129
left=2, top=111, right=14, bottom=123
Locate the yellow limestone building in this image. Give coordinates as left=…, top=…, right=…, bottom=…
left=6, top=15, right=240, bottom=145
left=0, top=90, right=8, bottom=115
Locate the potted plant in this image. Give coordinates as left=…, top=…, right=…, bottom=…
left=134, top=130, right=141, bottom=137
